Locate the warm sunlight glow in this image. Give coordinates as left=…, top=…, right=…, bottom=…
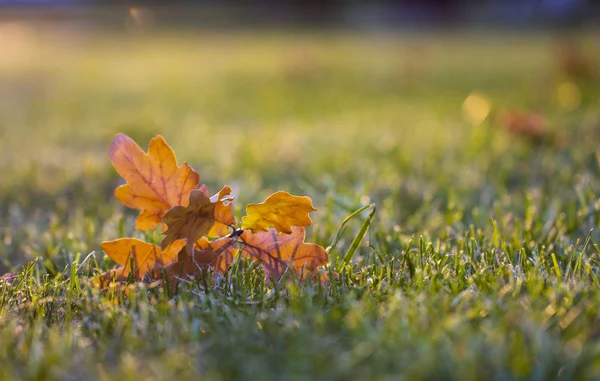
left=462, top=91, right=491, bottom=125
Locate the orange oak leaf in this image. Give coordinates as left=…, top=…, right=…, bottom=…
left=165, top=236, right=238, bottom=290
left=241, top=191, right=316, bottom=234
left=161, top=186, right=236, bottom=252
left=240, top=226, right=327, bottom=281
left=100, top=238, right=187, bottom=283
left=109, top=134, right=200, bottom=231
left=196, top=184, right=235, bottom=238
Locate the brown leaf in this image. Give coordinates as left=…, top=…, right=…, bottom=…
left=0, top=272, right=16, bottom=285
left=109, top=134, right=200, bottom=231
left=207, top=185, right=236, bottom=238
left=315, top=268, right=339, bottom=285
left=161, top=186, right=235, bottom=252
left=187, top=236, right=237, bottom=274
left=241, top=191, right=316, bottom=234
left=555, top=41, right=597, bottom=81
left=99, top=238, right=187, bottom=285
left=95, top=267, right=127, bottom=289
left=165, top=237, right=238, bottom=290
left=497, top=110, right=549, bottom=143
left=240, top=226, right=327, bottom=281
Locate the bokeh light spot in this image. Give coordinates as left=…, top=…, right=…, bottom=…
left=555, top=81, right=581, bottom=111
left=462, top=91, right=491, bottom=125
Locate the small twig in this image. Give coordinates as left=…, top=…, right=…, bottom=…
left=228, top=227, right=245, bottom=239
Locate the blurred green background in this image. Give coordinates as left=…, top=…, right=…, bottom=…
left=1, top=25, right=599, bottom=259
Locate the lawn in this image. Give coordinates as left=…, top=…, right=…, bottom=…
left=1, top=26, right=600, bottom=380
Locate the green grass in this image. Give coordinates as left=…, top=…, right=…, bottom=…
left=1, top=27, right=600, bottom=380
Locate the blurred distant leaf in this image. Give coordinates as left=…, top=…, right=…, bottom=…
left=496, top=110, right=562, bottom=146
left=0, top=272, right=16, bottom=285
left=555, top=41, right=597, bottom=81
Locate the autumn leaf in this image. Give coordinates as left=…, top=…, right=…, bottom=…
left=197, top=184, right=236, bottom=238
left=161, top=186, right=236, bottom=252
left=496, top=110, right=551, bottom=144
left=0, top=272, right=16, bottom=285
left=241, top=191, right=316, bottom=234
left=554, top=40, right=597, bottom=81
left=315, top=269, right=338, bottom=285
left=102, top=132, right=331, bottom=291
left=165, top=236, right=238, bottom=290
left=240, top=226, right=327, bottom=281
left=192, top=236, right=238, bottom=274
left=100, top=238, right=187, bottom=284
left=109, top=134, right=200, bottom=231
left=95, top=267, right=129, bottom=291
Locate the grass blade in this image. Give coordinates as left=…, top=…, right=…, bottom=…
left=337, top=204, right=376, bottom=272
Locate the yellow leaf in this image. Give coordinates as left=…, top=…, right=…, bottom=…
left=161, top=185, right=235, bottom=252
left=109, top=134, right=200, bottom=231
left=99, top=238, right=187, bottom=283
left=241, top=191, right=316, bottom=233
left=240, top=226, right=327, bottom=281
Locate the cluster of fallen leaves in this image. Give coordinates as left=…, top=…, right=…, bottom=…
left=98, top=134, right=328, bottom=292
